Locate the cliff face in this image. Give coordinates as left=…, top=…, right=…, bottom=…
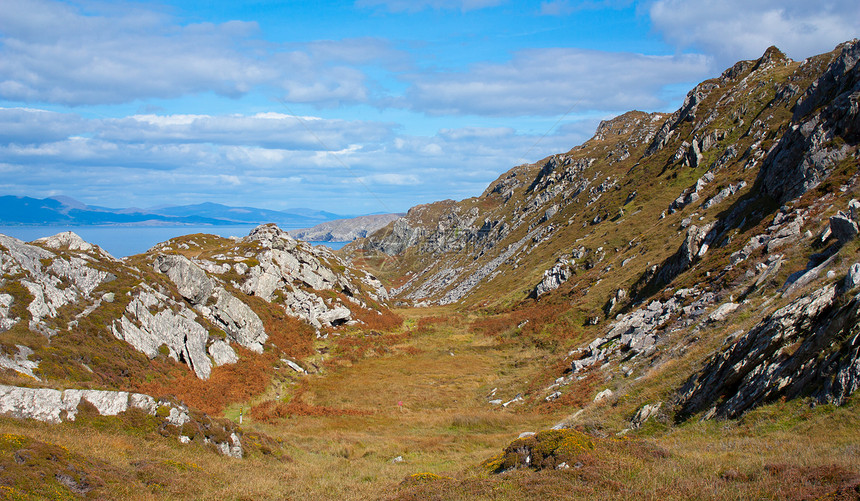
left=352, top=40, right=860, bottom=418
left=356, top=41, right=859, bottom=311
left=0, top=224, right=389, bottom=385
left=288, top=213, right=404, bottom=242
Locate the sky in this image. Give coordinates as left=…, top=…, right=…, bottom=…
left=0, top=0, right=858, bottom=214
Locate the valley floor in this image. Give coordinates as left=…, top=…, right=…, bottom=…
left=1, top=306, right=858, bottom=500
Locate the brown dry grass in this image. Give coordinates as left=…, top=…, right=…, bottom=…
left=135, top=347, right=274, bottom=415
left=0, top=305, right=858, bottom=500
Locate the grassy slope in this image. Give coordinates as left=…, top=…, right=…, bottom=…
left=0, top=306, right=857, bottom=499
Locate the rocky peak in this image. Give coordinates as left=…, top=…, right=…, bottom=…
left=758, top=39, right=860, bottom=203
left=751, top=45, right=791, bottom=72
left=244, top=223, right=298, bottom=250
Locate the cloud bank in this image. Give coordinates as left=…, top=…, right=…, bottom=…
left=650, top=0, right=860, bottom=65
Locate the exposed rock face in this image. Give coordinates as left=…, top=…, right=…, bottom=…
left=0, top=385, right=243, bottom=457
left=845, top=263, right=860, bottom=290
left=830, top=212, right=859, bottom=243
left=345, top=41, right=859, bottom=336
left=676, top=284, right=860, bottom=419
left=111, top=286, right=213, bottom=379
left=0, top=234, right=115, bottom=333
left=0, top=293, right=17, bottom=332
left=647, top=222, right=717, bottom=289
left=289, top=213, right=404, bottom=242
left=201, top=289, right=267, bottom=353
left=758, top=39, right=860, bottom=203
left=361, top=217, right=425, bottom=256
left=0, top=346, right=39, bottom=380
left=238, top=223, right=388, bottom=326
left=208, top=340, right=239, bottom=366
left=0, top=385, right=156, bottom=424
left=154, top=254, right=214, bottom=305
left=152, top=254, right=268, bottom=354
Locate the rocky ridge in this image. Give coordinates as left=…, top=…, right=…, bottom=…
left=0, top=223, right=389, bottom=384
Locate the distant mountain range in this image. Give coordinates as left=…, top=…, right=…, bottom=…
left=0, top=196, right=346, bottom=228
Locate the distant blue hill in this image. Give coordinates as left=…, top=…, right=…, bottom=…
left=0, top=196, right=347, bottom=227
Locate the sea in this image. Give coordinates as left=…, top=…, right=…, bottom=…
left=0, top=225, right=349, bottom=258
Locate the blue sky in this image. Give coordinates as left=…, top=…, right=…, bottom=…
left=0, top=0, right=857, bottom=214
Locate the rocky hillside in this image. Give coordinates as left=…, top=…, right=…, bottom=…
left=289, top=213, right=404, bottom=242
left=351, top=40, right=860, bottom=420
left=0, top=41, right=859, bottom=500
left=0, top=223, right=388, bottom=387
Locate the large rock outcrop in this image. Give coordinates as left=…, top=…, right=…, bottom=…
left=759, top=39, right=860, bottom=203
left=675, top=283, right=860, bottom=420
left=153, top=254, right=267, bottom=353
left=111, top=285, right=214, bottom=379
left=0, top=234, right=115, bottom=334
left=0, top=385, right=243, bottom=458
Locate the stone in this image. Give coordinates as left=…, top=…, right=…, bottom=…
left=830, top=213, right=859, bottom=244
left=153, top=255, right=214, bottom=305
left=0, top=385, right=65, bottom=423
left=129, top=394, right=158, bottom=415
left=208, top=340, right=239, bottom=366
left=758, top=40, right=860, bottom=203
left=283, top=359, right=307, bottom=374
left=631, top=402, right=663, bottom=429
left=0, top=293, right=16, bottom=331
left=244, top=223, right=298, bottom=251
left=844, top=263, right=860, bottom=290
left=34, top=231, right=93, bottom=253
left=317, top=306, right=351, bottom=326
left=111, top=288, right=212, bottom=379
left=708, top=302, right=739, bottom=323
left=0, top=385, right=161, bottom=424
left=205, top=289, right=267, bottom=353
left=849, top=199, right=860, bottom=221
left=532, top=261, right=571, bottom=298
left=62, top=390, right=130, bottom=420
left=593, top=389, right=614, bottom=402
left=225, top=433, right=243, bottom=459
left=0, top=346, right=39, bottom=380
left=167, top=407, right=191, bottom=427
left=545, top=391, right=562, bottom=402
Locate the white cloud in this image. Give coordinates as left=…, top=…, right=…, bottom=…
left=0, top=0, right=403, bottom=106
left=0, top=106, right=602, bottom=211
left=0, top=107, right=89, bottom=144
left=0, top=108, right=396, bottom=152
left=356, top=173, right=421, bottom=185
left=401, top=48, right=712, bottom=116
left=355, top=0, right=505, bottom=13
left=650, top=0, right=860, bottom=65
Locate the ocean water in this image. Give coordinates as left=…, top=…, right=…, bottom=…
left=0, top=225, right=349, bottom=258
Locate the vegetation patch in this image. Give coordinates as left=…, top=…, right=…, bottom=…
left=483, top=429, right=595, bottom=473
